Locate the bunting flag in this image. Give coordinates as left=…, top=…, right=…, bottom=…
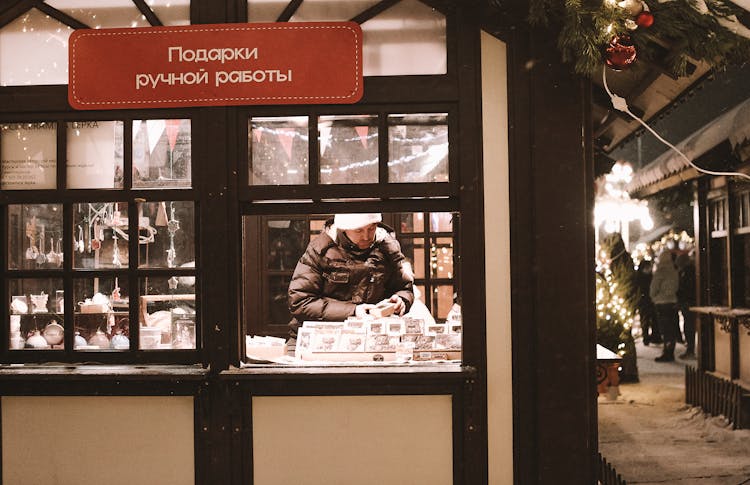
left=355, top=125, right=369, bottom=148
left=165, top=119, right=181, bottom=151
left=277, top=128, right=296, bottom=159
left=318, top=125, right=332, bottom=155
left=146, top=119, right=166, bottom=155
left=253, top=127, right=263, bottom=143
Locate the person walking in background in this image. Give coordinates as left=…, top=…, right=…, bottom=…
left=635, top=259, right=661, bottom=345
left=675, top=252, right=697, bottom=359
left=650, top=250, right=680, bottom=362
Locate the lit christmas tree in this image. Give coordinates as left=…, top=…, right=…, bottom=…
left=597, top=233, right=639, bottom=382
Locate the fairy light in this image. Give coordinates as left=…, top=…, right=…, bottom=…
left=596, top=246, right=636, bottom=358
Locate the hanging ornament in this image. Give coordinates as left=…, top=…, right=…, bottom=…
left=617, top=0, right=644, bottom=16
left=636, top=11, right=654, bottom=28
left=604, top=35, right=637, bottom=71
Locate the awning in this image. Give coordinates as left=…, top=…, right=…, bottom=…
left=634, top=224, right=674, bottom=246
left=626, top=96, right=750, bottom=194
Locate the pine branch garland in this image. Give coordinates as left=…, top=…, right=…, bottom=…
left=525, top=0, right=750, bottom=77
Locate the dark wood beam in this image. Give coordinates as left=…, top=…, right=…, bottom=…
left=35, top=2, right=90, bottom=29
left=276, top=0, right=302, bottom=22
left=132, top=0, right=163, bottom=26
left=0, top=0, right=36, bottom=30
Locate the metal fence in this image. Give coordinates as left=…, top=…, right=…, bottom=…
left=685, top=365, right=745, bottom=429
left=597, top=452, right=627, bottom=485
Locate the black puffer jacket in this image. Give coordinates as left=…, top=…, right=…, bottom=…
left=288, top=222, right=414, bottom=336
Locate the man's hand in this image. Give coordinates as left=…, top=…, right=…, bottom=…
left=355, top=303, right=377, bottom=318
left=379, top=295, right=406, bottom=316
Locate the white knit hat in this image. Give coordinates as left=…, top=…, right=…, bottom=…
left=334, top=213, right=382, bottom=230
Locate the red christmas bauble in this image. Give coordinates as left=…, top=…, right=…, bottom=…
left=635, top=11, right=654, bottom=28
left=604, top=35, right=637, bottom=71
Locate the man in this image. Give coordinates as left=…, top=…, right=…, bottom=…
left=287, top=213, right=414, bottom=338
left=675, top=252, right=696, bottom=359
left=650, top=250, right=680, bottom=362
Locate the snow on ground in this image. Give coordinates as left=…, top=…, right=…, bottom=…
left=598, top=340, right=750, bottom=484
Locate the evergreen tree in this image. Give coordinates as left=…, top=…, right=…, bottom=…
left=597, top=233, right=639, bottom=382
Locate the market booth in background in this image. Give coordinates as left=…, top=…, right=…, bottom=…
left=624, top=67, right=750, bottom=429
left=0, top=1, right=595, bottom=484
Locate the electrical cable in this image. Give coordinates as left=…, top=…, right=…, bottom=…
left=602, top=66, right=750, bottom=182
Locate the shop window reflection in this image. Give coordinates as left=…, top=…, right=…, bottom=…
left=249, top=116, right=309, bottom=185
left=388, top=113, right=449, bottom=183
left=132, top=119, right=191, bottom=188
left=319, top=115, right=378, bottom=184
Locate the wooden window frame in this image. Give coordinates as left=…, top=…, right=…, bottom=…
left=0, top=112, right=201, bottom=365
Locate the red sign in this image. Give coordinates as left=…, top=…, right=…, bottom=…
left=68, top=22, right=363, bottom=110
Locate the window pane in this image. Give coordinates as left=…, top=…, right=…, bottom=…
left=431, top=237, right=453, bottom=279
left=319, top=115, right=378, bottom=184
left=249, top=116, right=308, bottom=185
left=73, top=276, right=130, bottom=351
left=46, top=0, right=149, bottom=29
left=133, top=119, right=191, bottom=189
left=67, top=121, right=124, bottom=189
left=432, top=285, right=454, bottom=320
left=139, top=276, right=197, bottom=350
left=399, top=212, right=425, bottom=233
left=267, top=219, right=308, bottom=271
left=388, top=113, right=448, bottom=183
left=149, top=0, right=191, bottom=26
left=400, top=237, right=425, bottom=279
left=7, top=204, right=63, bottom=270
left=73, top=202, right=129, bottom=270
left=1, top=122, right=57, bottom=190
left=430, top=212, right=453, bottom=232
left=0, top=9, right=72, bottom=86
left=361, top=0, right=446, bottom=76
left=137, top=201, right=195, bottom=269
left=8, top=278, right=65, bottom=350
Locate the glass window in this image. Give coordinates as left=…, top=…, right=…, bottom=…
left=388, top=113, right=449, bottom=183
left=249, top=0, right=448, bottom=76
left=249, top=116, right=309, bottom=185
left=1, top=122, right=57, bottom=190
left=73, top=276, right=130, bottom=351
left=7, top=204, right=64, bottom=271
left=8, top=278, right=65, bottom=350
left=393, top=212, right=457, bottom=320
left=67, top=121, right=124, bottom=189
left=0, top=9, right=72, bottom=86
left=72, top=202, right=129, bottom=270
left=137, top=201, right=195, bottom=269
left=46, top=0, right=149, bottom=29
left=143, top=0, right=191, bottom=27
left=361, top=0, right=446, bottom=76
left=319, top=114, right=378, bottom=184
left=133, top=119, right=191, bottom=189
left=139, top=276, right=196, bottom=350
